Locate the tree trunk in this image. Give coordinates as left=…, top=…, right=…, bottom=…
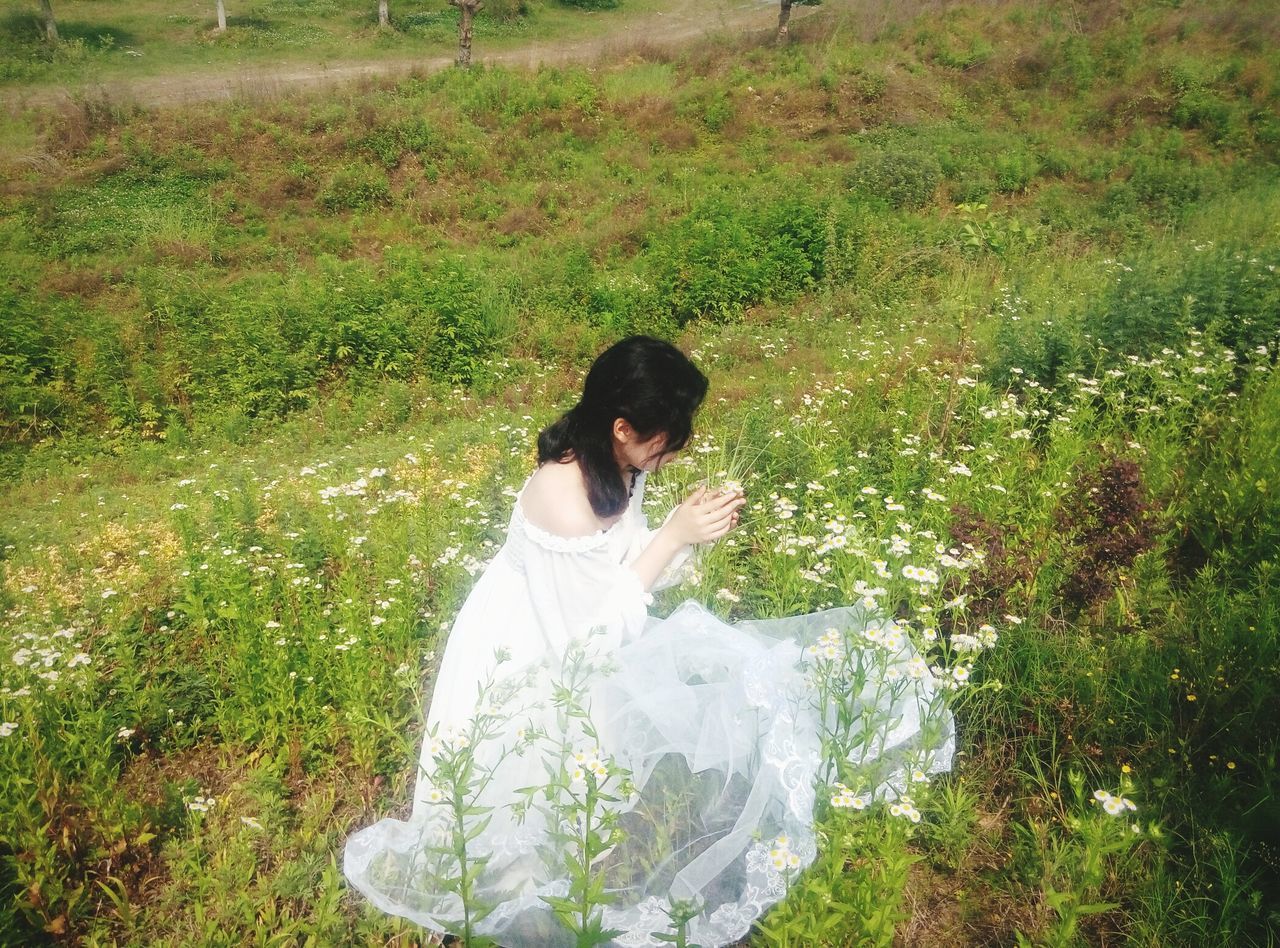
left=450, top=0, right=482, bottom=68
left=216, top=0, right=227, bottom=31
left=39, top=0, right=59, bottom=43
left=378, top=0, right=389, bottom=28
left=776, top=0, right=792, bottom=42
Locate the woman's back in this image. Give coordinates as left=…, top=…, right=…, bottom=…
left=518, top=457, right=627, bottom=540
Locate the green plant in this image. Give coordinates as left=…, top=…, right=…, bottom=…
left=848, top=148, right=942, bottom=210
left=318, top=161, right=392, bottom=211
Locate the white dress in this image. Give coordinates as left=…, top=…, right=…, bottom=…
left=344, top=469, right=955, bottom=947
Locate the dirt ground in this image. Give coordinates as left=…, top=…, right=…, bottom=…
left=1, top=0, right=819, bottom=112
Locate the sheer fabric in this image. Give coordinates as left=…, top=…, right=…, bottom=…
left=343, top=469, right=955, bottom=946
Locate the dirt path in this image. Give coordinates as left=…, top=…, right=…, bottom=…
left=2, top=0, right=818, bottom=112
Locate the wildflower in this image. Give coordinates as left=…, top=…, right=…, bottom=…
left=829, top=782, right=867, bottom=809
left=0, top=722, right=16, bottom=738
left=1095, top=790, right=1137, bottom=816
left=889, top=801, right=922, bottom=822
left=768, top=833, right=800, bottom=870
left=116, top=727, right=135, bottom=741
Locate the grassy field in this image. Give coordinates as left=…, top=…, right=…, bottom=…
left=2, top=0, right=1279, bottom=943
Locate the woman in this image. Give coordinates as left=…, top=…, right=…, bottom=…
left=345, top=336, right=954, bottom=946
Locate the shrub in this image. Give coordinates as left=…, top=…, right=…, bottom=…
left=1125, top=155, right=1214, bottom=218
left=1176, top=371, right=1280, bottom=577
left=1084, top=243, right=1280, bottom=360
left=848, top=148, right=942, bottom=209
left=1049, top=33, right=1096, bottom=92
left=1163, top=59, right=1248, bottom=147
left=642, top=194, right=825, bottom=325
left=932, top=35, right=993, bottom=71
left=557, top=0, right=619, bottom=10
left=318, top=161, right=392, bottom=211
left=485, top=0, right=529, bottom=22
left=988, top=307, right=1087, bottom=393
left=355, top=119, right=442, bottom=169
left=0, top=289, right=77, bottom=443
left=993, top=149, right=1040, bottom=194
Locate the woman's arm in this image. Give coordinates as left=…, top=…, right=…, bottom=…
left=629, top=487, right=743, bottom=591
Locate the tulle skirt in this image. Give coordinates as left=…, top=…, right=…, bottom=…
left=343, top=600, right=955, bottom=947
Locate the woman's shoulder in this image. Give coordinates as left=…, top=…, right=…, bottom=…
left=520, top=460, right=621, bottom=539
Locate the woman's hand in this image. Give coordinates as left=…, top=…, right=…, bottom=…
left=664, top=485, right=746, bottom=546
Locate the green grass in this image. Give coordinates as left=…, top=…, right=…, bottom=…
left=2, top=0, right=1280, bottom=943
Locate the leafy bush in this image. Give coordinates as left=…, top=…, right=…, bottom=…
left=1048, top=33, right=1096, bottom=92
left=642, top=194, right=826, bottom=324
left=1163, top=59, right=1248, bottom=147
left=355, top=119, right=442, bottom=169
left=1084, top=243, right=1280, bottom=359
left=1177, top=371, right=1280, bottom=576
left=932, top=35, right=993, bottom=70
left=318, top=161, right=392, bottom=211
left=848, top=147, right=942, bottom=210
left=0, top=289, right=78, bottom=442
left=993, top=149, right=1040, bottom=194
left=1125, top=155, right=1215, bottom=218
left=678, top=89, right=733, bottom=133
left=987, top=308, right=1087, bottom=393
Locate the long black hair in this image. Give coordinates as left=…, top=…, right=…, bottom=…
left=537, top=336, right=709, bottom=518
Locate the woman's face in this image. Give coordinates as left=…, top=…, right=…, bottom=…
left=614, top=422, right=680, bottom=473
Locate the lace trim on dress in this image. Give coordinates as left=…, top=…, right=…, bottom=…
left=512, top=468, right=641, bottom=554
left=511, top=502, right=626, bottom=553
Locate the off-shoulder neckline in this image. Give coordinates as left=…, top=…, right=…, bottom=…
left=513, top=466, right=644, bottom=545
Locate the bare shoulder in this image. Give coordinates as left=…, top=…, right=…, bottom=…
left=520, top=460, right=616, bottom=538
